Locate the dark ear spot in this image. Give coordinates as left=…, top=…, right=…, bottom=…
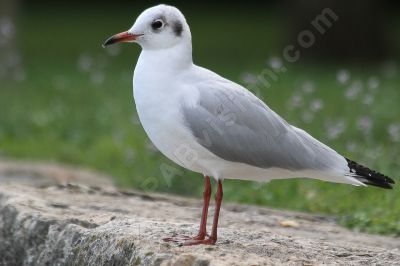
left=173, top=21, right=183, bottom=37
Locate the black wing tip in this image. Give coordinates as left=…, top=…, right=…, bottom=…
left=345, top=158, right=395, bottom=189
left=363, top=181, right=393, bottom=189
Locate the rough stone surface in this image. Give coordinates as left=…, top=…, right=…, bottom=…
left=0, top=160, right=113, bottom=187
left=0, top=163, right=399, bottom=265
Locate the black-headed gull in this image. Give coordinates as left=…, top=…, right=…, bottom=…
left=103, top=4, right=395, bottom=245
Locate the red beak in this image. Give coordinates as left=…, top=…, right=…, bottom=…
left=102, top=31, right=142, bottom=47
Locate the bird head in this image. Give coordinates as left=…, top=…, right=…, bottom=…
left=103, top=4, right=190, bottom=51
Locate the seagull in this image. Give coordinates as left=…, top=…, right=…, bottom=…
left=103, top=4, right=395, bottom=245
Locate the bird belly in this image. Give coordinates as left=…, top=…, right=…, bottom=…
left=133, top=83, right=212, bottom=175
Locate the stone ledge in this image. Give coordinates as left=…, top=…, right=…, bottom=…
left=0, top=182, right=399, bottom=266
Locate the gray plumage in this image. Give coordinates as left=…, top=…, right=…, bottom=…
left=182, top=78, right=346, bottom=173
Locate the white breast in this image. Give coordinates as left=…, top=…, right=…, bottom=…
left=133, top=53, right=213, bottom=175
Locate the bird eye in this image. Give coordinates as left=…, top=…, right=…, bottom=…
left=151, top=20, right=164, bottom=30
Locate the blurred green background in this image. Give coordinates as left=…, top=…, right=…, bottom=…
left=1, top=1, right=399, bottom=235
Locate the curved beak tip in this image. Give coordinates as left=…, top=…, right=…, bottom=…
left=102, top=35, right=117, bottom=48
left=102, top=31, right=142, bottom=48
left=102, top=40, right=110, bottom=48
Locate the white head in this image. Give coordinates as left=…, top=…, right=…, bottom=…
left=103, top=5, right=191, bottom=51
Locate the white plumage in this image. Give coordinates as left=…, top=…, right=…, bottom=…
left=103, top=3, right=394, bottom=246
left=129, top=5, right=363, bottom=186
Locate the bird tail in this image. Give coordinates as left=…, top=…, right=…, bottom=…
left=346, top=158, right=395, bottom=189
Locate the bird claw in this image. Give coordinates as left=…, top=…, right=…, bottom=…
left=178, top=237, right=217, bottom=246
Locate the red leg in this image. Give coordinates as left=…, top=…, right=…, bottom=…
left=182, top=179, right=223, bottom=246
left=163, top=176, right=211, bottom=242
left=194, top=175, right=211, bottom=239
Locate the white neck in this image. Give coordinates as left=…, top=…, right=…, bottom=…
left=137, top=39, right=193, bottom=73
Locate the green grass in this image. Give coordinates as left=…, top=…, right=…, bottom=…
left=1, top=4, right=399, bottom=236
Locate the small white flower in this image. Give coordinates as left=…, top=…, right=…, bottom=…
left=325, top=119, right=346, bottom=140
left=388, top=123, right=400, bottom=142
left=310, top=99, right=324, bottom=112
left=345, top=80, right=362, bottom=100
left=302, top=81, right=315, bottom=94
left=268, top=56, right=283, bottom=70
left=337, top=69, right=350, bottom=85
left=240, top=72, right=258, bottom=85
left=367, top=76, right=380, bottom=91
left=78, top=54, right=92, bottom=72
left=356, top=116, right=373, bottom=134
left=0, top=17, right=15, bottom=41
left=288, top=93, right=303, bottom=109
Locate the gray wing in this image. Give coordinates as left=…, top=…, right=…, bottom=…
left=182, top=79, right=344, bottom=172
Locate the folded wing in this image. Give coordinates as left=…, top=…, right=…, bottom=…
left=181, top=79, right=348, bottom=175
